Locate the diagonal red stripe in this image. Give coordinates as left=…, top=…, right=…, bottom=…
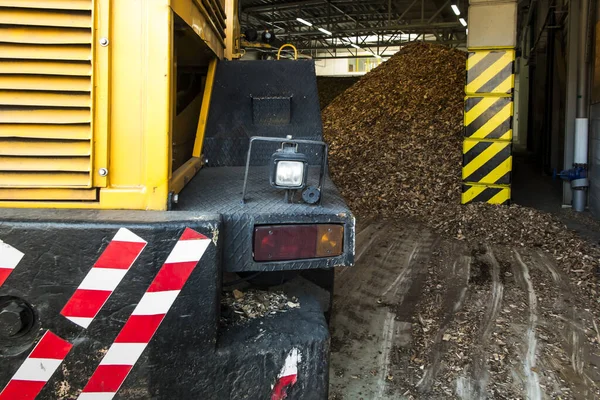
left=95, top=241, right=146, bottom=270
left=82, top=365, right=132, bottom=393
left=147, top=261, right=198, bottom=292
left=30, top=331, right=72, bottom=360
left=60, top=289, right=111, bottom=318
left=114, top=314, right=164, bottom=344
left=0, top=268, right=12, bottom=287
left=180, top=228, right=208, bottom=241
left=0, top=380, right=46, bottom=400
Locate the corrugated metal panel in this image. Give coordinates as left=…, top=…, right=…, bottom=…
left=0, top=2, right=94, bottom=195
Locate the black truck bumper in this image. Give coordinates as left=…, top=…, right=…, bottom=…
left=0, top=210, right=332, bottom=399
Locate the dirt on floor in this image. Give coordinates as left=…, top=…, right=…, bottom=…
left=329, top=219, right=600, bottom=400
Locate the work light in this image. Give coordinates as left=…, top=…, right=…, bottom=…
left=270, top=144, right=308, bottom=189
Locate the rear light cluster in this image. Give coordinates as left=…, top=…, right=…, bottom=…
left=253, top=224, right=344, bottom=261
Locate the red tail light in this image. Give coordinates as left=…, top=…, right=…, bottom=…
left=253, top=224, right=344, bottom=261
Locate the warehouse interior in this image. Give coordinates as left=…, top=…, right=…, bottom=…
left=233, top=0, right=600, bottom=398
left=239, top=0, right=599, bottom=218
left=3, top=0, right=600, bottom=398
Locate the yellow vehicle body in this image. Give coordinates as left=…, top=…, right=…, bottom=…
left=0, top=0, right=240, bottom=210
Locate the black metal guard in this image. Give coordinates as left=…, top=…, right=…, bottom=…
left=241, top=136, right=328, bottom=204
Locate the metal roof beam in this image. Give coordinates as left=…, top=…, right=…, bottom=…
left=275, top=21, right=462, bottom=36
left=243, top=0, right=325, bottom=13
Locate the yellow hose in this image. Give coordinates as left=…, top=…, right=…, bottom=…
left=277, top=44, right=298, bottom=60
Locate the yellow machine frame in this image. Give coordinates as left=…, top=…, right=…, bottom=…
left=0, top=0, right=239, bottom=210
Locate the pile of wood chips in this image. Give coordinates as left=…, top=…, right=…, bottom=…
left=322, top=42, right=600, bottom=284
left=317, top=76, right=360, bottom=109
left=323, top=42, right=466, bottom=219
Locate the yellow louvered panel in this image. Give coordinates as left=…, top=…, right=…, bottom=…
left=0, top=1, right=93, bottom=194
left=0, top=76, right=90, bottom=91
left=0, top=172, right=90, bottom=187
left=1, top=1, right=93, bottom=10
left=0, top=157, right=90, bottom=172
left=0, top=26, right=92, bottom=44
left=0, top=43, right=91, bottom=60
left=0, top=8, right=91, bottom=28
left=0, top=60, right=92, bottom=76
left=0, top=124, right=91, bottom=140
left=0, top=91, right=90, bottom=107
left=0, top=140, right=91, bottom=157
left=0, top=109, right=91, bottom=124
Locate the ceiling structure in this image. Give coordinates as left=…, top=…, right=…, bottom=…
left=239, top=0, right=468, bottom=58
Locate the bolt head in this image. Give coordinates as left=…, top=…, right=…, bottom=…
left=0, top=302, right=26, bottom=338
left=98, top=168, right=108, bottom=177
left=99, top=37, right=109, bottom=46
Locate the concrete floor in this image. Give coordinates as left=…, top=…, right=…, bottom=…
left=512, top=154, right=600, bottom=244
left=328, top=155, right=600, bottom=399
left=329, top=219, right=600, bottom=399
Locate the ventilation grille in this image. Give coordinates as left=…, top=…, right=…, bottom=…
left=0, top=1, right=93, bottom=193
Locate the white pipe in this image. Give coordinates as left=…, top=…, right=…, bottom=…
left=574, top=118, right=589, bottom=164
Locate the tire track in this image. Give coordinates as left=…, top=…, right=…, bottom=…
left=456, top=245, right=504, bottom=400
left=417, top=254, right=471, bottom=393
left=330, top=222, right=435, bottom=399
left=513, top=249, right=542, bottom=400
left=533, top=251, right=586, bottom=376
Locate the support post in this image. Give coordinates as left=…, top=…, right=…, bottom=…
left=461, top=0, right=518, bottom=206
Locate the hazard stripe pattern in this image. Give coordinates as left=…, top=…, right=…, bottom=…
left=462, top=184, right=510, bottom=205
left=60, top=228, right=147, bottom=329
left=464, top=97, right=513, bottom=140
left=462, top=140, right=512, bottom=185
left=271, top=348, right=301, bottom=400
left=78, top=228, right=211, bottom=400
left=466, top=49, right=515, bottom=95
left=0, top=241, right=24, bottom=287
left=0, top=331, right=72, bottom=400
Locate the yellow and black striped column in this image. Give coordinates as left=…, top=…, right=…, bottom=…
left=461, top=48, right=515, bottom=205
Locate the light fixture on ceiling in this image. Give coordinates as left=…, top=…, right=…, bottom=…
left=296, top=18, right=313, bottom=27
left=351, top=43, right=361, bottom=49
left=318, top=27, right=332, bottom=35
left=451, top=5, right=460, bottom=15
left=459, top=18, right=467, bottom=27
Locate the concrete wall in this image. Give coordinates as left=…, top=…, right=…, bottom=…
left=314, top=58, right=367, bottom=76
left=514, top=56, right=529, bottom=152
left=314, top=53, right=385, bottom=76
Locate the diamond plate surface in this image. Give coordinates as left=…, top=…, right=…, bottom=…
left=203, top=60, right=324, bottom=167
left=177, top=167, right=354, bottom=272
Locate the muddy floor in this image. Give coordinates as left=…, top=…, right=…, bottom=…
left=329, top=219, right=600, bottom=399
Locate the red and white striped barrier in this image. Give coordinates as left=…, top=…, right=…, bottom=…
left=271, top=348, right=301, bottom=400
left=78, top=228, right=210, bottom=400
left=0, top=241, right=24, bottom=287
left=60, top=228, right=147, bottom=328
left=0, top=331, right=72, bottom=400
